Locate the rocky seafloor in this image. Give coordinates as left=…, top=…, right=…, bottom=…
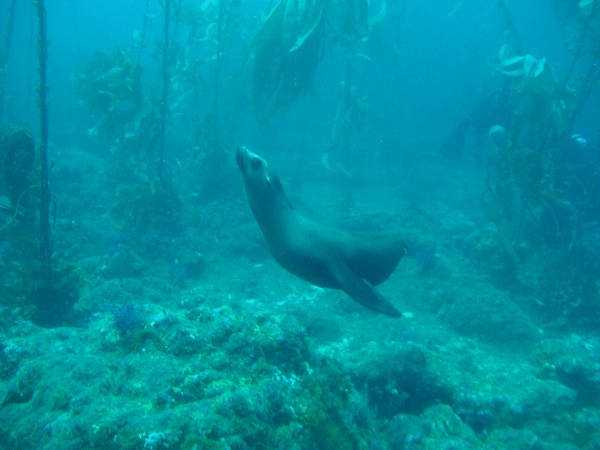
left=1, top=146, right=599, bottom=449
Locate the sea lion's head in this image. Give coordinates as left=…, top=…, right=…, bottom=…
left=236, top=147, right=291, bottom=221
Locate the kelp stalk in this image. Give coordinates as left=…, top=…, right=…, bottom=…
left=292, top=98, right=314, bottom=189
left=497, top=0, right=524, bottom=54
left=342, top=57, right=354, bottom=170
left=37, top=0, right=52, bottom=284
left=0, top=0, right=17, bottom=118
left=159, top=0, right=171, bottom=178
left=562, top=0, right=599, bottom=87
left=332, top=53, right=357, bottom=214
left=212, top=0, right=227, bottom=139
left=136, top=0, right=152, bottom=58
left=1, top=0, right=16, bottom=69
left=562, top=1, right=600, bottom=134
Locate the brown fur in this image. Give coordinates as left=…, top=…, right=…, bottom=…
left=236, top=147, right=405, bottom=317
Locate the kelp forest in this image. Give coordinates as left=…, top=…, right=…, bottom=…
left=0, top=0, right=597, bottom=328
left=1, top=1, right=600, bottom=448
left=1, top=0, right=407, bottom=326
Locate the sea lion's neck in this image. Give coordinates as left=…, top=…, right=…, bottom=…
left=251, top=190, right=294, bottom=243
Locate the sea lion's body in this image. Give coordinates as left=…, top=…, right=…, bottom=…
left=236, top=146, right=406, bottom=317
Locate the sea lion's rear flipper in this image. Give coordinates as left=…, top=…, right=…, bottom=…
left=331, top=262, right=402, bottom=317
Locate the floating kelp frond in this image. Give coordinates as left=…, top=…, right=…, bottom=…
left=290, top=3, right=326, bottom=52
left=496, top=45, right=546, bottom=78
left=75, top=49, right=144, bottom=143
left=250, top=0, right=328, bottom=120
left=369, top=0, right=387, bottom=28
left=448, top=1, right=463, bottom=17
left=488, top=125, right=507, bottom=151
left=328, top=0, right=369, bottom=42
left=281, top=0, right=328, bottom=50
left=579, top=0, right=596, bottom=8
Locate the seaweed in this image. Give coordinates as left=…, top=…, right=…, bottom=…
left=249, top=0, right=329, bottom=120
left=0, top=0, right=17, bottom=119
left=74, top=49, right=144, bottom=144
left=0, top=129, right=36, bottom=224
left=486, top=59, right=600, bottom=327
left=28, top=263, right=82, bottom=327
left=109, top=177, right=182, bottom=235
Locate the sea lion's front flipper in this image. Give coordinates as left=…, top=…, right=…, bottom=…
left=331, top=262, right=402, bottom=317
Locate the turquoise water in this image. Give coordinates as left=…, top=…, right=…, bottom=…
left=1, top=1, right=599, bottom=448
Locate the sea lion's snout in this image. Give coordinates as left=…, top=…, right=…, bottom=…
left=236, top=146, right=266, bottom=176
left=236, top=146, right=249, bottom=174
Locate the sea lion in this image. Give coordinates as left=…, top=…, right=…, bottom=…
left=236, top=146, right=406, bottom=317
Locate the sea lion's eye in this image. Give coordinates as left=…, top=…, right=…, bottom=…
left=251, top=157, right=263, bottom=170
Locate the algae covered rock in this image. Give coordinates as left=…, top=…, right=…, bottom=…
left=440, top=283, right=539, bottom=344
left=533, top=335, right=600, bottom=404
left=386, top=404, right=481, bottom=449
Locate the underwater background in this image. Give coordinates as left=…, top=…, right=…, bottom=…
left=1, top=0, right=600, bottom=448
